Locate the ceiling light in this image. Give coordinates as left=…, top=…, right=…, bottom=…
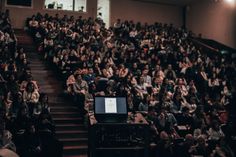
left=225, top=0, right=235, bottom=4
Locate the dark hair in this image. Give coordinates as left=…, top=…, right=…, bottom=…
left=39, top=93, right=48, bottom=103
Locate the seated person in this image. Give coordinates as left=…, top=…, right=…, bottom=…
left=207, top=120, right=224, bottom=141
left=20, top=74, right=39, bottom=92
left=72, top=74, right=88, bottom=111
left=37, top=109, right=55, bottom=134
left=39, top=93, right=50, bottom=112
left=24, top=124, right=42, bottom=157
left=189, top=135, right=210, bottom=157
left=0, top=122, right=16, bottom=152
left=23, top=82, right=40, bottom=116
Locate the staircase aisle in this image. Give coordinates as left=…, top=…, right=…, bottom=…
left=15, top=30, right=88, bottom=157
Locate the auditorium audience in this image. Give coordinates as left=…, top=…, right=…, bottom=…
left=24, top=12, right=236, bottom=157
left=0, top=10, right=62, bottom=157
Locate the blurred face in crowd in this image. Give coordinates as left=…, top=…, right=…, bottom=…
left=26, top=82, right=34, bottom=92
left=178, top=78, right=184, bottom=85
left=88, top=68, right=93, bottom=74
left=155, top=65, right=160, bottom=71
left=30, top=125, right=36, bottom=134
left=76, top=74, right=82, bottom=82
left=167, top=64, right=172, bottom=70
left=142, top=69, right=149, bottom=76
left=133, top=63, right=137, bottom=69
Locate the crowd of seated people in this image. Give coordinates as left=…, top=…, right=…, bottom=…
left=0, top=11, right=62, bottom=157
left=28, top=12, right=236, bottom=157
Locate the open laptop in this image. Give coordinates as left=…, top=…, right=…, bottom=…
left=94, top=96, right=128, bottom=123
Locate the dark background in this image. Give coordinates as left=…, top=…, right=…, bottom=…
left=7, top=0, right=32, bottom=6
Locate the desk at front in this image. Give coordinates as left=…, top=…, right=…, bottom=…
left=88, top=112, right=149, bottom=157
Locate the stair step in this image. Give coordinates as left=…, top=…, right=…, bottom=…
left=40, top=84, right=61, bottom=89
left=31, top=72, right=54, bottom=76
left=30, top=62, right=44, bottom=64
left=49, top=101, right=70, bottom=106
left=59, top=138, right=88, bottom=146
left=51, top=104, right=77, bottom=108
left=48, top=97, right=68, bottom=104
left=63, top=145, right=88, bottom=156
left=51, top=106, right=78, bottom=110
left=64, top=145, right=88, bottom=150
left=30, top=64, right=46, bottom=67
left=56, top=124, right=86, bottom=131
left=31, top=75, right=54, bottom=79
left=39, top=82, right=62, bottom=86
left=52, top=111, right=79, bottom=114
left=56, top=130, right=88, bottom=139
left=39, top=86, right=57, bottom=90
left=47, top=94, right=64, bottom=99
left=52, top=112, right=81, bottom=118
left=54, top=117, right=83, bottom=124
left=63, top=155, right=87, bottom=157
left=57, top=130, right=87, bottom=134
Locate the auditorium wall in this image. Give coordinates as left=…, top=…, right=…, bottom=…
left=2, top=0, right=97, bottom=29
left=2, top=0, right=183, bottom=29
left=186, top=0, right=236, bottom=49
left=110, top=0, right=183, bottom=27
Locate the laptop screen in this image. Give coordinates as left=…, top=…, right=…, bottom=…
left=94, top=96, right=127, bottom=115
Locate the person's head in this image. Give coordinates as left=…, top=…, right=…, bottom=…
left=19, top=47, right=24, bottom=53
left=167, top=64, right=172, bottom=70
left=19, top=105, right=28, bottom=116
left=197, top=135, right=206, bottom=147
left=88, top=67, right=94, bottom=74
left=165, top=91, right=173, bottom=101
left=212, top=120, right=220, bottom=131
left=132, top=62, right=138, bottom=69
left=185, top=134, right=194, bottom=145
left=26, top=74, right=33, bottom=82
left=155, top=64, right=161, bottom=71
left=27, top=124, right=36, bottom=134
left=26, top=82, right=35, bottom=93
left=142, top=68, right=149, bottom=76
left=39, top=93, right=48, bottom=104
left=139, top=76, right=144, bottom=84
left=119, top=64, right=125, bottom=69
left=8, top=74, right=15, bottom=81
left=177, top=78, right=184, bottom=85
left=189, top=80, right=195, bottom=86
left=75, top=74, right=83, bottom=82
left=23, top=58, right=28, bottom=65
left=16, top=92, right=23, bottom=103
